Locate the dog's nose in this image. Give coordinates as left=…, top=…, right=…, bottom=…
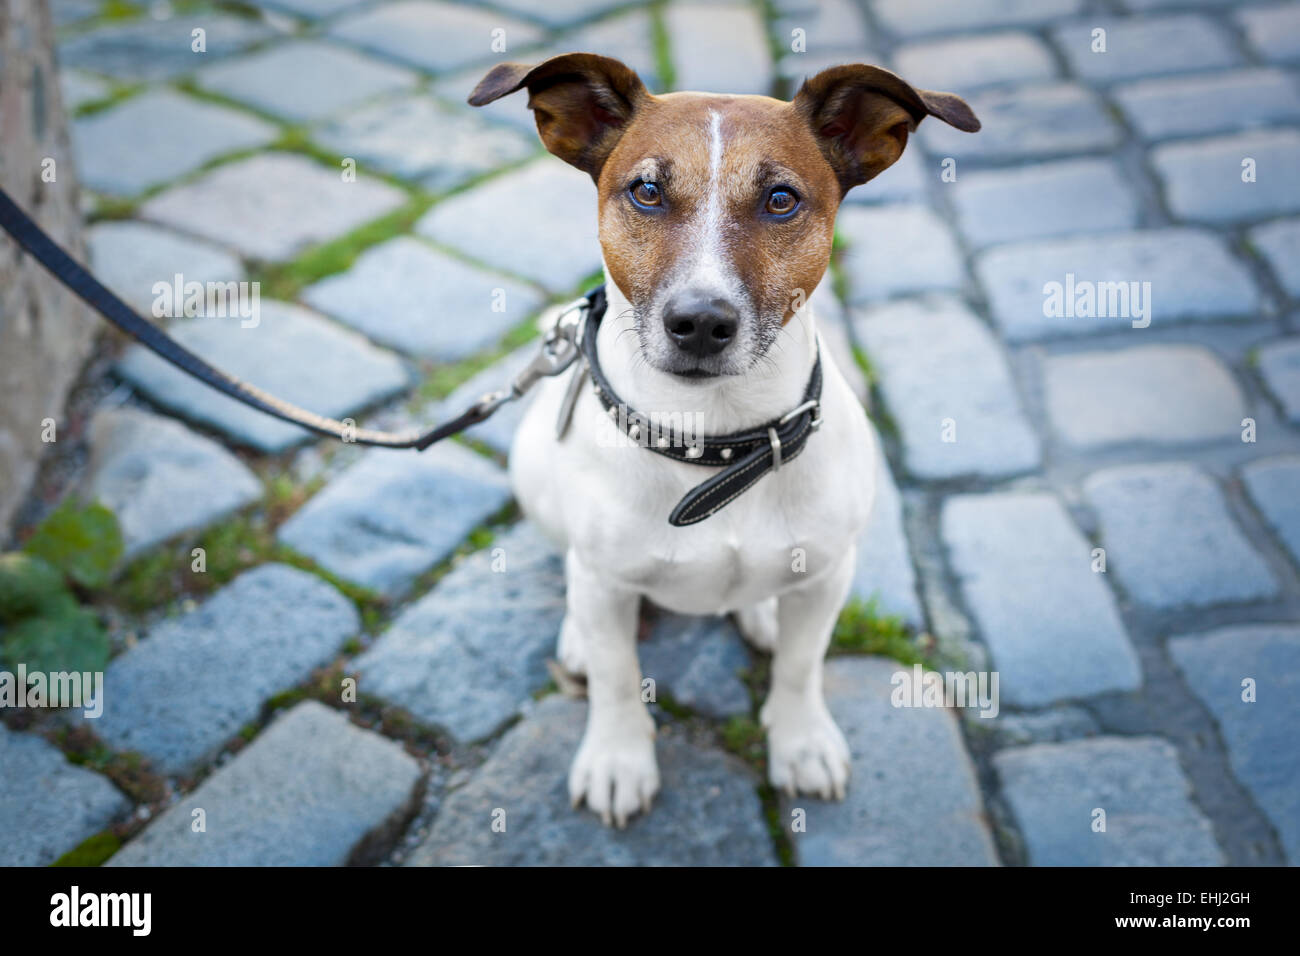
left=662, top=294, right=739, bottom=357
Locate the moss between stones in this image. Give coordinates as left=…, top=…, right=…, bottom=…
left=50, top=830, right=121, bottom=867
left=830, top=596, right=928, bottom=665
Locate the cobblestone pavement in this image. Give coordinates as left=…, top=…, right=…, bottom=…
left=3, top=0, right=1298, bottom=866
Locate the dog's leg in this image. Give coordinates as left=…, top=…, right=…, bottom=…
left=564, top=550, right=659, bottom=827
left=556, top=614, right=587, bottom=676
left=734, top=597, right=779, bottom=652
left=760, top=551, right=855, bottom=800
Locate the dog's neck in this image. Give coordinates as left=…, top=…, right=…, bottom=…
left=596, top=270, right=820, bottom=435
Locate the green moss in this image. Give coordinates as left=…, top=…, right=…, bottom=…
left=100, top=0, right=142, bottom=21
left=652, top=690, right=694, bottom=721
left=649, top=1, right=677, bottom=92
left=830, top=597, right=924, bottom=664
left=0, top=552, right=67, bottom=622
left=721, top=714, right=766, bottom=769
left=414, top=318, right=540, bottom=404
left=23, top=500, right=123, bottom=590
left=50, top=830, right=121, bottom=867
left=253, top=194, right=431, bottom=300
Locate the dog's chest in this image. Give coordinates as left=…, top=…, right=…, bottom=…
left=572, top=449, right=860, bottom=613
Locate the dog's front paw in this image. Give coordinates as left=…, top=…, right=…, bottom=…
left=761, top=695, right=851, bottom=800
left=556, top=614, right=587, bottom=677
left=568, top=714, right=660, bottom=828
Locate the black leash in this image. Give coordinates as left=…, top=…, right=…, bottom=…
left=2, top=187, right=821, bottom=526
left=0, top=187, right=595, bottom=451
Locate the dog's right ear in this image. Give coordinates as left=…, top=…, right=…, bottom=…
left=470, top=53, right=648, bottom=181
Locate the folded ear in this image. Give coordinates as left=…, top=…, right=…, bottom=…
left=470, top=53, right=648, bottom=180
left=792, top=64, right=980, bottom=194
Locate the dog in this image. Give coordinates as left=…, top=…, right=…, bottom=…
left=470, top=54, right=979, bottom=827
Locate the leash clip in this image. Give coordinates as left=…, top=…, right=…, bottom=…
left=509, top=296, right=588, bottom=398
left=472, top=297, right=590, bottom=418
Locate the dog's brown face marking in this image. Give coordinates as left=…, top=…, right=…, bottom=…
left=470, top=55, right=979, bottom=378
left=598, top=93, right=840, bottom=362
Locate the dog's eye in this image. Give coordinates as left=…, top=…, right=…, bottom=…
left=765, top=188, right=799, bottom=216
left=630, top=180, right=662, bottom=209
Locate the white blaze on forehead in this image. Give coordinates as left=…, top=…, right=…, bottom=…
left=671, top=109, right=742, bottom=301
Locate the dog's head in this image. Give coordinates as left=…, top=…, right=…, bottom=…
left=471, top=54, right=979, bottom=380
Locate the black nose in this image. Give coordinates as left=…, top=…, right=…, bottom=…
left=662, top=294, right=739, bottom=357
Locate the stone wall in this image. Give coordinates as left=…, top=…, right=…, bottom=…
left=0, top=0, right=97, bottom=537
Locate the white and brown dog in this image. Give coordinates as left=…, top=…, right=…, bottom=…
left=470, top=54, right=978, bottom=826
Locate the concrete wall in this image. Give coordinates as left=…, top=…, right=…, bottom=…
left=0, top=0, right=98, bottom=538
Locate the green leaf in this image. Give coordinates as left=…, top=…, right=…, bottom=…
left=23, top=501, right=124, bottom=590
left=0, top=596, right=110, bottom=673
left=0, top=552, right=69, bottom=622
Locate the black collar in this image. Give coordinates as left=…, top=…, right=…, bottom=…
left=576, top=286, right=823, bottom=526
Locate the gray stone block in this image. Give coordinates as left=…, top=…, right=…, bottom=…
left=784, top=657, right=999, bottom=866
left=73, top=89, right=277, bottom=196
left=976, top=229, right=1259, bottom=341
left=951, top=158, right=1138, bottom=248
left=1251, top=218, right=1300, bottom=298
left=277, top=442, right=512, bottom=596
left=58, top=14, right=277, bottom=82
left=116, top=300, right=411, bottom=453
left=329, top=1, right=545, bottom=74
left=352, top=522, right=564, bottom=742
left=1238, top=4, right=1300, bottom=62
left=1242, top=454, right=1300, bottom=567
left=665, top=3, right=773, bottom=94
left=1115, top=68, right=1300, bottom=141
left=417, top=158, right=601, bottom=292
left=892, top=32, right=1057, bottom=92
left=920, top=82, right=1120, bottom=162
left=853, top=297, right=1041, bottom=480
left=406, top=695, right=775, bottom=865
left=92, top=565, right=360, bottom=776
left=301, top=237, right=543, bottom=360
left=994, top=736, right=1223, bottom=866
left=641, top=613, right=752, bottom=719
left=83, top=406, right=262, bottom=560
left=1051, top=15, right=1239, bottom=82
left=141, top=152, right=407, bottom=262
left=0, top=726, right=129, bottom=866
left=1256, top=338, right=1300, bottom=424
left=195, top=39, right=418, bottom=123
left=873, top=0, right=1082, bottom=38
left=941, top=491, right=1141, bottom=706
left=60, top=69, right=109, bottom=111
left=1153, top=129, right=1300, bottom=224
left=1083, top=463, right=1279, bottom=610
left=108, top=701, right=421, bottom=866
left=1170, top=624, right=1300, bottom=864
left=1043, top=345, right=1248, bottom=449
left=86, top=220, right=246, bottom=317
left=313, top=94, right=536, bottom=192
left=838, top=204, right=965, bottom=302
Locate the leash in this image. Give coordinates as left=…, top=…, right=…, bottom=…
left=0, top=187, right=593, bottom=451
left=1, top=187, right=821, bottom=526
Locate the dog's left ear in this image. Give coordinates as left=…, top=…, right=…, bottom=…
left=793, top=64, right=980, bottom=194
left=470, top=53, right=648, bottom=181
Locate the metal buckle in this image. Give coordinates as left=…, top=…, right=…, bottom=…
left=778, top=398, right=821, bottom=429
left=768, top=426, right=783, bottom=472
left=506, top=297, right=589, bottom=399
